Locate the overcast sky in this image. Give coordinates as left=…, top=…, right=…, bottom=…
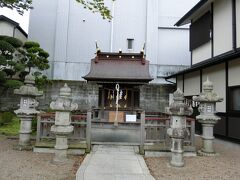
left=0, top=7, right=29, bottom=33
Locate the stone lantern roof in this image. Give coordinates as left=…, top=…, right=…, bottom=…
left=50, top=83, right=78, bottom=111
left=166, top=88, right=193, bottom=116
left=14, top=73, right=43, bottom=97
left=60, top=83, right=71, bottom=97
left=193, top=77, right=223, bottom=103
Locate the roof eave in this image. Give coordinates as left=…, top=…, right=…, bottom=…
left=175, top=0, right=208, bottom=26
left=82, top=77, right=153, bottom=85
left=166, top=50, right=240, bottom=78
left=83, top=76, right=153, bottom=82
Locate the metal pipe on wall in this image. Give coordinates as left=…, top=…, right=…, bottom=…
left=110, top=0, right=115, bottom=52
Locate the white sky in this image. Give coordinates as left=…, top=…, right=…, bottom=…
left=0, top=7, right=29, bottom=33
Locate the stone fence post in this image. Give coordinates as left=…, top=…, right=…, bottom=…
left=166, top=88, right=193, bottom=167
left=86, top=110, right=92, bottom=153
left=50, top=83, right=78, bottom=163
left=140, top=111, right=145, bottom=155
left=14, top=74, right=43, bottom=150
left=193, top=77, right=223, bottom=156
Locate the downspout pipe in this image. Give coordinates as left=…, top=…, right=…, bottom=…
left=145, top=0, right=148, bottom=55
left=110, top=0, right=115, bottom=52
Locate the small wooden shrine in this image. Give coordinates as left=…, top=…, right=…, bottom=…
left=83, top=50, right=153, bottom=123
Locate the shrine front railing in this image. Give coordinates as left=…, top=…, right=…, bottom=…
left=140, top=112, right=195, bottom=154
left=36, top=112, right=88, bottom=142
left=36, top=110, right=195, bottom=153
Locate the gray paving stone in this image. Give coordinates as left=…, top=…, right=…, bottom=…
left=76, top=145, right=155, bottom=180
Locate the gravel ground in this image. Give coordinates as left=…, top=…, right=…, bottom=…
left=145, top=136, right=240, bottom=180
left=0, top=135, right=84, bottom=180
left=1, top=135, right=240, bottom=180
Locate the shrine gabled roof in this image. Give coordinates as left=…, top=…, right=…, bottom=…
left=83, top=51, right=153, bottom=84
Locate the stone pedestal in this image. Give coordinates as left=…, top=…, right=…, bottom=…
left=166, top=88, right=192, bottom=167
left=18, top=114, right=35, bottom=147
left=14, top=74, right=43, bottom=150
left=193, top=78, right=223, bottom=156
left=170, top=137, right=184, bottom=167
left=50, top=83, right=78, bottom=163
left=51, top=126, right=73, bottom=162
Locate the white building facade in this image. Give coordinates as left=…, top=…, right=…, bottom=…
left=28, top=0, right=198, bottom=84
left=167, top=0, right=240, bottom=141
left=0, top=15, right=27, bottom=42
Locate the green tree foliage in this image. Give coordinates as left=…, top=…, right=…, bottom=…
left=1, top=0, right=112, bottom=19
left=0, top=111, right=15, bottom=125
left=0, top=0, right=32, bottom=15
left=0, top=36, right=50, bottom=89
left=76, top=0, right=112, bottom=19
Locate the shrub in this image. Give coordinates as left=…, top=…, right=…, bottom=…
left=4, top=79, right=23, bottom=89
left=32, top=116, right=38, bottom=132
left=0, top=112, right=15, bottom=125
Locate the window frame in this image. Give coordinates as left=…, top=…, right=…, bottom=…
left=127, top=38, right=134, bottom=51
left=229, top=85, right=240, bottom=113
left=190, top=11, right=211, bottom=51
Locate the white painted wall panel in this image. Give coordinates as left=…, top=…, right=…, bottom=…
left=65, top=63, right=90, bottom=81
left=236, top=0, right=240, bottom=48
left=202, top=64, right=226, bottom=112
left=158, top=29, right=190, bottom=65
left=53, top=62, right=66, bottom=80
left=28, top=0, right=198, bottom=82
left=192, top=42, right=211, bottom=64
left=146, top=0, right=158, bottom=65
left=213, top=0, right=233, bottom=56
left=0, top=22, right=14, bottom=36
left=29, top=0, right=58, bottom=78
left=184, top=71, right=200, bottom=96
left=113, top=0, right=146, bottom=53
left=66, top=0, right=111, bottom=80
left=228, top=58, right=240, bottom=86
left=177, top=75, right=183, bottom=91
left=0, top=21, right=26, bottom=43
left=52, top=0, right=70, bottom=80
left=14, top=29, right=27, bottom=42
left=158, top=0, right=199, bottom=28
left=158, top=0, right=199, bottom=27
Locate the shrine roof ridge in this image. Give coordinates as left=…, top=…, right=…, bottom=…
left=95, top=51, right=145, bottom=61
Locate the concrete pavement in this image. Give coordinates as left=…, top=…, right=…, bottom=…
left=76, top=145, right=155, bottom=180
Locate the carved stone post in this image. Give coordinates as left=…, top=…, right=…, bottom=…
left=14, top=74, right=43, bottom=150
left=166, top=88, right=193, bottom=167
left=50, top=83, right=78, bottom=163
left=193, top=78, right=223, bottom=156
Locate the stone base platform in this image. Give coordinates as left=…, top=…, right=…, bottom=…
left=33, top=140, right=87, bottom=155
left=197, top=149, right=219, bottom=157
left=143, top=143, right=196, bottom=157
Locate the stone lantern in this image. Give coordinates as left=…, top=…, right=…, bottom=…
left=166, top=88, right=193, bottom=167
left=50, top=83, right=78, bottom=163
left=193, top=77, right=223, bottom=156
left=14, top=74, right=43, bottom=150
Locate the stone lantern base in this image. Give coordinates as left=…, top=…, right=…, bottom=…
left=170, top=138, right=184, bottom=167
left=14, top=114, right=35, bottom=151
left=197, top=118, right=220, bottom=156
left=51, top=125, right=73, bottom=163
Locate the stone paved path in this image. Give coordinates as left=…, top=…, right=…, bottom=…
left=76, top=145, right=155, bottom=180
